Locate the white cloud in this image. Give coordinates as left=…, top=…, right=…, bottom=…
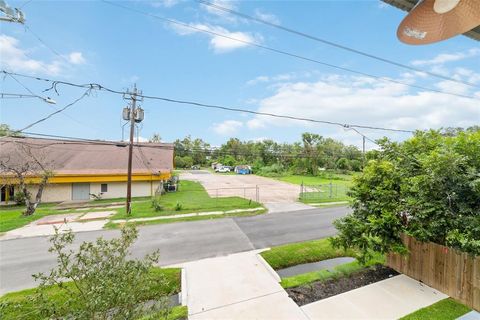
left=212, top=119, right=243, bottom=135
left=137, top=136, right=150, bottom=142
left=254, top=9, right=280, bottom=24
left=246, top=74, right=480, bottom=142
left=411, top=48, right=480, bottom=66
left=151, top=0, right=183, bottom=8
left=68, top=52, right=86, bottom=65
left=170, top=22, right=261, bottom=53
left=201, top=0, right=237, bottom=20
left=246, top=72, right=312, bottom=86
left=246, top=75, right=270, bottom=86
left=0, top=34, right=62, bottom=75
left=0, top=34, right=86, bottom=76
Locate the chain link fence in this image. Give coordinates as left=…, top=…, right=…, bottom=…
left=299, top=182, right=350, bottom=203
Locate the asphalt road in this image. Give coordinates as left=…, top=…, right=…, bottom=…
left=0, top=206, right=349, bottom=294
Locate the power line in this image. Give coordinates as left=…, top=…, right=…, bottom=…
left=198, top=0, right=479, bottom=89
left=101, top=1, right=479, bottom=101
left=4, top=133, right=366, bottom=160
left=0, top=89, right=91, bottom=139
left=24, top=24, right=71, bottom=65
left=2, top=70, right=417, bottom=134
left=8, top=131, right=421, bottom=167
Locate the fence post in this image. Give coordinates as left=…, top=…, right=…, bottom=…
left=300, top=182, right=303, bottom=200
left=329, top=181, right=333, bottom=199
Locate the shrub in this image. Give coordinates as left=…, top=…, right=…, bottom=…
left=151, top=197, right=163, bottom=212
left=174, top=202, right=183, bottom=211
left=256, top=164, right=285, bottom=177
left=9, top=225, right=172, bottom=319
left=14, top=191, right=26, bottom=205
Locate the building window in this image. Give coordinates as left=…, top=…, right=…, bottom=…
left=101, top=184, right=108, bottom=193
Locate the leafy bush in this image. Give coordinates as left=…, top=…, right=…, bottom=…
left=14, top=191, right=26, bottom=205
left=332, top=129, right=480, bottom=262
left=151, top=197, right=164, bottom=212
left=4, top=225, right=172, bottom=319
left=174, top=202, right=183, bottom=211
left=256, top=164, right=285, bottom=177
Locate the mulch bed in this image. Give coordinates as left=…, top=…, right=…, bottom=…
left=286, top=265, right=399, bottom=306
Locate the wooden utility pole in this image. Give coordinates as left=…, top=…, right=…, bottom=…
left=123, top=85, right=143, bottom=215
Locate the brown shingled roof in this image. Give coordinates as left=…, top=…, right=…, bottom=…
left=0, top=137, right=174, bottom=176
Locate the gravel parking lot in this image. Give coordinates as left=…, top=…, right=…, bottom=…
left=180, top=171, right=314, bottom=212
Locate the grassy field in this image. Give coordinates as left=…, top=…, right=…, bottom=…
left=261, top=238, right=385, bottom=288
left=1, top=180, right=263, bottom=232
left=399, top=298, right=471, bottom=320
left=0, top=203, right=57, bottom=233
left=274, top=171, right=355, bottom=187
left=271, top=172, right=355, bottom=203
left=111, top=180, right=263, bottom=220
left=0, top=267, right=182, bottom=320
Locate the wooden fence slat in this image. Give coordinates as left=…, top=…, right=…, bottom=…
left=387, top=234, right=479, bottom=311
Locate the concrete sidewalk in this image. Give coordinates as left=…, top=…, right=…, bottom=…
left=301, top=274, right=448, bottom=319
left=176, top=250, right=308, bottom=320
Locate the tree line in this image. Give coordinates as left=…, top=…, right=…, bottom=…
left=172, top=133, right=364, bottom=175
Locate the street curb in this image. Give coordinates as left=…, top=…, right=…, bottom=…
left=180, top=268, right=188, bottom=307
left=255, top=250, right=281, bottom=283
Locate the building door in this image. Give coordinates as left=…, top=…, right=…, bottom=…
left=72, top=183, right=90, bottom=200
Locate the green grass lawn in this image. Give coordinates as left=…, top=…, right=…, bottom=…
left=0, top=267, right=182, bottom=320
left=1, top=180, right=263, bottom=233
left=400, top=298, right=472, bottom=320
left=260, top=238, right=357, bottom=270
left=261, top=238, right=385, bottom=288
left=111, top=180, right=263, bottom=220
left=0, top=203, right=62, bottom=233
left=105, top=210, right=266, bottom=229
left=280, top=254, right=385, bottom=288
left=274, top=172, right=355, bottom=187
left=271, top=172, right=355, bottom=203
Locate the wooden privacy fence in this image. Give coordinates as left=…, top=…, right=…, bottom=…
left=387, top=234, right=480, bottom=311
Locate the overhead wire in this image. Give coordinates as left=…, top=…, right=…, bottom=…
left=198, top=0, right=479, bottom=88
left=3, top=134, right=364, bottom=160
left=1, top=70, right=417, bottom=134
left=0, top=89, right=92, bottom=139
left=101, top=0, right=479, bottom=101
left=5, top=131, right=421, bottom=166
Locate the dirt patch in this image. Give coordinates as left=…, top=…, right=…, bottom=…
left=286, top=265, right=399, bottom=306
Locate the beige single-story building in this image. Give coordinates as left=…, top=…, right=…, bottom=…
left=0, top=137, right=174, bottom=203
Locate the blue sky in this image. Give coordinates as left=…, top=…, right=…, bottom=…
left=1, top=0, right=479, bottom=148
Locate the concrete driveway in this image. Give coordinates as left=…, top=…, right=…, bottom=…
left=181, top=171, right=313, bottom=212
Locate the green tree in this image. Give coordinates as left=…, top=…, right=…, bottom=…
left=336, top=158, right=350, bottom=170
left=0, top=124, right=22, bottom=137
left=301, top=133, right=323, bottom=175
left=332, top=129, right=480, bottom=261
